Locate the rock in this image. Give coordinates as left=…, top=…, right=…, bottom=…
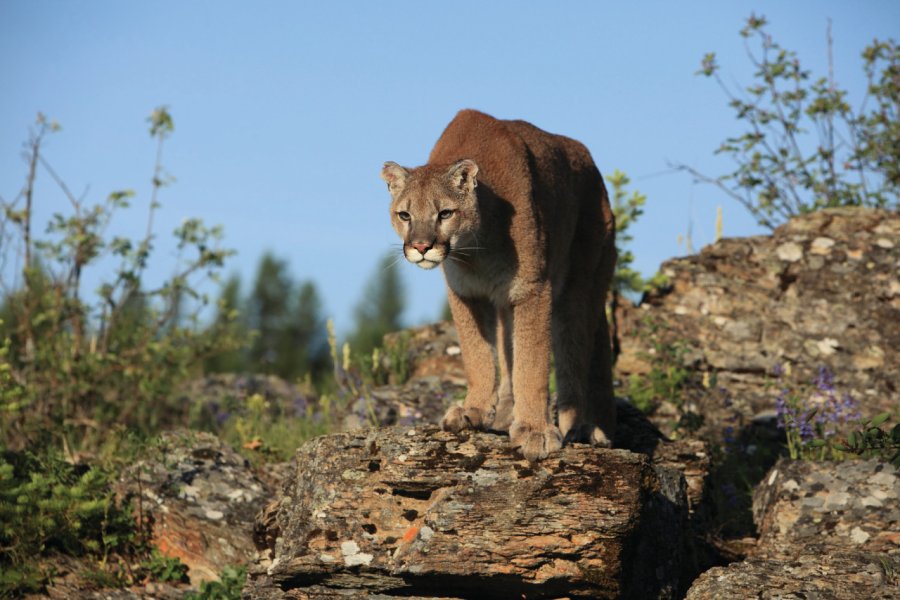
left=116, top=431, right=273, bottom=583
left=342, top=376, right=466, bottom=431
left=245, top=426, right=691, bottom=599
left=686, top=458, right=900, bottom=598
left=615, top=208, right=900, bottom=440
left=40, top=582, right=186, bottom=600
left=382, top=322, right=466, bottom=384
left=752, top=458, right=899, bottom=556
left=686, top=552, right=899, bottom=599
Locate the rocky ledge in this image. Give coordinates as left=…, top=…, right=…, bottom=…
left=616, top=207, right=899, bottom=437
left=245, top=425, right=708, bottom=599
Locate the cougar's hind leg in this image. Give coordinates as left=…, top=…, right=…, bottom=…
left=552, top=277, right=600, bottom=445
left=491, top=307, right=514, bottom=433
left=586, top=300, right=616, bottom=447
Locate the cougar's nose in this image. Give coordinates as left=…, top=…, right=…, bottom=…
left=412, top=241, right=433, bottom=254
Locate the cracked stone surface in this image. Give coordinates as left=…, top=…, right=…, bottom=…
left=245, top=426, right=693, bottom=599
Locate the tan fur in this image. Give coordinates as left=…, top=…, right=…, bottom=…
left=382, top=109, right=616, bottom=461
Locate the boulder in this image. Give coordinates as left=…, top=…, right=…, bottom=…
left=752, top=458, right=899, bottom=556
left=117, top=430, right=273, bottom=583
left=245, top=426, right=693, bottom=599
left=686, top=458, right=900, bottom=598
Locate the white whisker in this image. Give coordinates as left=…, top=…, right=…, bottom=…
left=447, top=255, right=472, bottom=268
left=384, top=252, right=407, bottom=270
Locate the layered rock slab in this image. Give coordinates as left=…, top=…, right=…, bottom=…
left=246, top=426, right=690, bottom=599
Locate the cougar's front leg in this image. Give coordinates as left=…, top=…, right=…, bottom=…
left=508, top=285, right=562, bottom=461
left=440, top=288, right=497, bottom=432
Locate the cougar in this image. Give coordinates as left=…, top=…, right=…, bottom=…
left=381, top=109, right=616, bottom=461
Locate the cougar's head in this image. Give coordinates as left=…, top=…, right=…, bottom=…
left=381, top=159, right=480, bottom=270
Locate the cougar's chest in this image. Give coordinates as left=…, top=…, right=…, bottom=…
left=442, top=253, right=523, bottom=307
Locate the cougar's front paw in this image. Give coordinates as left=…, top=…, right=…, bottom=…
left=440, top=405, right=492, bottom=433
left=563, top=424, right=613, bottom=448
left=509, top=421, right=563, bottom=462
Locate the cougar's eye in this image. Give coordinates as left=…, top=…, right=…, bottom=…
left=397, top=211, right=411, bottom=222
left=438, top=209, right=454, bottom=220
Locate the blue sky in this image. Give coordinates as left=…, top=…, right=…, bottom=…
left=2, top=1, right=898, bottom=335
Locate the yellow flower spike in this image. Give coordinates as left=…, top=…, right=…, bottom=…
left=247, top=393, right=266, bottom=413
left=326, top=319, right=339, bottom=367
left=715, top=206, right=723, bottom=242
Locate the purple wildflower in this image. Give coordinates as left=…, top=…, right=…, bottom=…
left=798, top=410, right=815, bottom=440
left=815, top=366, right=835, bottom=393
left=775, top=389, right=790, bottom=429
left=208, top=402, right=231, bottom=426
left=773, top=363, right=784, bottom=378
left=841, top=393, right=861, bottom=423
left=723, top=425, right=736, bottom=450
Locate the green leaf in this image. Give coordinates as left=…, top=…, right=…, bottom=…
left=870, top=412, right=890, bottom=428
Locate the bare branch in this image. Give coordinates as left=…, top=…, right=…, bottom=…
left=670, top=162, right=778, bottom=230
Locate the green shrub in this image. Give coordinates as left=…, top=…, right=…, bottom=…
left=0, top=448, right=136, bottom=595
left=681, top=15, right=898, bottom=228
left=139, top=548, right=190, bottom=583
left=184, top=566, right=246, bottom=600
left=835, top=414, right=900, bottom=465
left=0, top=109, right=240, bottom=453
left=622, top=317, right=701, bottom=434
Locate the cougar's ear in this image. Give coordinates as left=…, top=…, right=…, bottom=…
left=447, top=159, right=478, bottom=194
left=381, top=161, right=409, bottom=194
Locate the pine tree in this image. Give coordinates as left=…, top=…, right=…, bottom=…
left=247, top=253, right=293, bottom=375
left=204, top=274, right=246, bottom=373
left=211, top=254, right=330, bottom=382
left=348, top=252, right=406, bottom=357
left=287, top=281, right=329, bottom=383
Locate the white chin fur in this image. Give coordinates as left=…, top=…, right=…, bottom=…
left=405, top=247, right=443, bottom=269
